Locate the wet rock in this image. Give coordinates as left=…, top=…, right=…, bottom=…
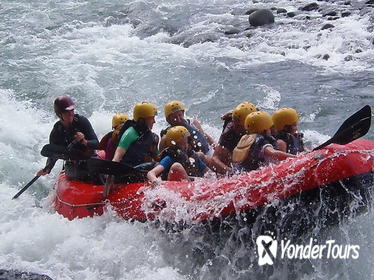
left=341, top=11, right=351, bottom=17
left=321, top=23, right=335, bottom=30
left=245, top=9, right=258, bottom=15
left=224, top=28, right=241, bottom=35
left=277, top=8, right=287, bottom=14
left=300, top=3, right=319, bottom=11
left=322, top=54, right=330, bottom=60
left=344, top=55, right=354, bottom=61
left=248, top=9, right=275, bottom=27
left=323, top=11, right=337, bottom=17
left=287, top=12, right=296, bottom=17
left=0, top=270, right=53, bottom=280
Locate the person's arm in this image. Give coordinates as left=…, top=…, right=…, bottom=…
left=276, top=139, right=287, bottom=153
left=77, top=116, right=99, bottom=149
left=263, top=145, right=296, bottom=161
left=191, top=119, right=215, bottom=145
left=37, top=125, right=60, bottom=176
left=211, top=145, right=232, bottom=174
left=147, top=165, right=165, bottom=185
left=112, top=127, right=139, bottom=162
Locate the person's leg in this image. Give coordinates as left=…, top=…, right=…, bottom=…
left=167, top=162, right=189, bottom=181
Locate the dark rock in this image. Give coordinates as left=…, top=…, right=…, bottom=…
left=355, top=49, right=363, bottom=53
left=0, top=270, right=53, bottom=280
left=344, top=1, right=351, bottom=5
left=344, top=55, right=353, bottom=61
left=245, top=9, right=258, bottom=15
left=287, top=12, right=296, bottom=17
left=321, top=23, right=334, bottom=30
left=248, top=9, right=275, bottom=27
left=306, top=16, right=311, bottom=20
left=224, top=28, right=241, bottom=35
left=300, top=3, right=319, bottom=11
left=341, top=11, right=351, bottom=17
left=322, top=54, right=330, bottom=60
left=277, top=8, right=287, bottom=14
left=327, top=16, right=340, bottom=20
left=366, top=0, right=374, bottom=4
left=270, top=7, right=277, bottom=11
left=323, top=11, right=337, bottom=17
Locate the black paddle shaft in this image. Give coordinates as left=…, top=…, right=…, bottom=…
left=313, top=105, right=371, bottom=151
left=12, top=175, right=40, bottom=199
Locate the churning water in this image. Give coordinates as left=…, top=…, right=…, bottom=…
left=1, top=0, right=373, bottom=279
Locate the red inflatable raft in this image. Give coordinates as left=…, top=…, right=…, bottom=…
left=52, top=139, right=374, bottom=225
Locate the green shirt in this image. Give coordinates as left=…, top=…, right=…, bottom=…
left=118, top=127, right=139, bottom=150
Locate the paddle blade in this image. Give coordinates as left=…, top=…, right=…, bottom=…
left=313, top=105, right=372, bottom=150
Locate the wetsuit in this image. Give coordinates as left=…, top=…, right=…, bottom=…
left=42, top=114, right=99, bottom=181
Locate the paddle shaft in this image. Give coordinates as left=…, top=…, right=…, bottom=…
left=313, top=105, right=371, bottom=151
left=12, top=175, right=40, bottom=199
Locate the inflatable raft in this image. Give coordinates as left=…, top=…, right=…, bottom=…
left=53, top=139, right=374, bottom=230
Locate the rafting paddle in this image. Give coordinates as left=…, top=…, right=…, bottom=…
left=86, top=158, right=147, bottom=178
left=313, top=105, right=371, bottom=151
left=12, top=175, right=41, bottom=199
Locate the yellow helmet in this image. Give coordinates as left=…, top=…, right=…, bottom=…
left=245, top=111, right=273, bottom=134
left=165, top=126, right=190, bottom=146
left=232, top=102, right=257, bottom=128
left=112, top=113, right=129, bottom=129
left=133, top=102, right=157, bottom=122
left=164, top=100, right=186, bottom=118
left=272, top=108, right=299, bottom=131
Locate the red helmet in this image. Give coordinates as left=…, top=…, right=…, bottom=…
left=54, top=96, right=75, bottom=116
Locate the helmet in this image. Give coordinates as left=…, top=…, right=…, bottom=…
left=112, top=113, right=129, bottom=129
left=165, top=126, right=190, bottom=146
left=232, top=102, right=257, bottom=128
left=164, top=101, right=186, bottom=118
left=54, top=96, right=75, bottom=116
left=272, top=108, right=299, bottom=131
left=133, top=102, right=157, bottom=122
left=244, top=111, right=273, bottom=134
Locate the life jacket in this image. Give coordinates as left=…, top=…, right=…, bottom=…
left=276, top=131, right=304, bottom=155
left=237, top=134, right=277, bottom=171
left=160, top=147, right=205, bottom=179
left=55, top=114, right=96, bottom=158
left=161, top=119, right=210, bottom=154
left=232, top=134, right=257, bottom=163
left=117, top=120, right=158, bottom=166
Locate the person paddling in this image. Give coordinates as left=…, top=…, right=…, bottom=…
left=233, top=111, right=296, bottom=172
left=147, top=126, right=211, bottom=185
left=272, top=108, right=305, bottom=154
left=37, top=96, right=99, bottom=181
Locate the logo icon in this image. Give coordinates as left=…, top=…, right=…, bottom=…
left=256, top=235, right=278, bottom=266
